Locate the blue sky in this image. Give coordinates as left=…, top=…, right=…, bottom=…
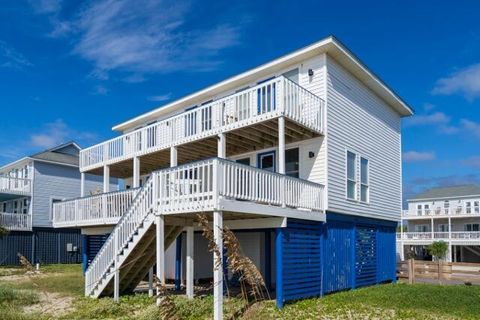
left=0, top=0, right=479, bottom=200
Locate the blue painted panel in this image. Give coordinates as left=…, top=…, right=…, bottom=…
left=0, top=228, right=81, bottom=266
left=322, top=221, right=354, bottom=293
left=280, top=220, right=322, bottom=305
left=376, top=226, right=397, bottom=283
left=355, top=225, right=377, bottom=287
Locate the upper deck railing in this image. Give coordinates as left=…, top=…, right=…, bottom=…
left=0, top=176, right=31, bottom=195
left=402, top=206, right=480, bottom=218
left=397, top=232, right=480, bottom=241
left=80, top=77, right=324, bottom=172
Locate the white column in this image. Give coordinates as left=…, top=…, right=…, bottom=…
left=103, top=165, right=110, bottom=193
left=278, top=117, right=285, bottom=175
left=213, top=210, right=223, bottom=320
left=218, top=133, right=226, bottom=158
left=431, top=218, right=434, bottom=240
left=170, top=146, right=178, bottom=167
left=80, top=172, right=85, bottom=197
left=447, top=243, right=452, bottom=262
left=156, top=215, right=165, bottom=305
left=133, top=156, right=140, bottom=188
left=186, top=226, right=194, bottom=299
left=148, top=267, right=154, bottom=297
left=448, top=216, right=452, bottom=240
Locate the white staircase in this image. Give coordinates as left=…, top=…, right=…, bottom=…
left=85, top=175, right=182, bottom=298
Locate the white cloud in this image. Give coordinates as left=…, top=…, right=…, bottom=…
left=30, top=119, right=96, bottom=149
left=433, top=63, right=480, bottom=100
left=67, top=0, right=241, bottom=80
left=93, top=85, right=109, bottom=95
left=29, top=0, right=62, bottom=14
left=461, top=119, right=480, bottom=138
left=403, top=151, right=435, bottom=162
left=404, top=112, right=450, bottom=127
left=0, top=41, right=32, bottom=69
left=147, top=93, right=172, bottom=102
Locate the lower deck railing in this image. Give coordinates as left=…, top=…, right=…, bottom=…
left=397, top=232, right=480, bottom=241
left=53, top=188, right=138, bottom=227
left=54, top=158, right=325, bottom=228
left=0, top=213, right=32, bottom=231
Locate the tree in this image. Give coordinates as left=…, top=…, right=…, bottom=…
left=0, top=225, right=9, bottom=237
left=427, top=241, right=449, bottom=261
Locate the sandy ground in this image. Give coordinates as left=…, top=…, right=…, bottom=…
left=23, top=291, right=75, bottom=316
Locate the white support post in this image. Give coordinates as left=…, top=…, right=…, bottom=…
left=156, top=215, right=165, bottom=305
left=447, top=242, right=452, bottom=262
left=80, top=172, right=85, bottom=197
left=103, top=165, right=110, bottom=193
left=186, top=226, right=194, bottom=299
left=133, top=156, right=140, bottom=188
left=170, top=146, right=178, bottom=167
left=213, top=210, right=223, bottom=320
left=448, top=216, right=452, bottom=241
left=148, top=267, right=154, bottom=297
left=431, top=218, right=434, bottom=240
left=218, top=133, right=226, bottom=159
left=278, top=116, right=286, bottom=207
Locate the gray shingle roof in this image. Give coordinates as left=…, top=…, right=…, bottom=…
left=410, top=184, right=480, bottom=200
left=29, top=141, right=80, bottom=167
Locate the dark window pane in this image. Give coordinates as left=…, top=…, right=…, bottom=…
left=285, top=148, right=299, bottom=178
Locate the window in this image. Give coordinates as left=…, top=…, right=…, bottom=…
left=258, top=152, right=275, bottom=172
left=346, top=151, right=357, bottom=200
left=415, top=225, right=428, bottom=232
left=285, top=148, right=299, bottom=178
left=466, top=201, right=472, bottom=214
left=464, top=224, right=480, bottom=232
left=1, top=203, right=5, bottom=213
left=360, top=157, right=369, bottom=202
left=417, top=204, right=422, bottom=216
left=475, top=201, right=480, bottom=214
left=424, top=204, right=430, bottom=215
left=22, top=199, right=29, bottom=214
left=13, top=201, right=18, bottom=214
left=444, top=200, right=450, bottom=214
left=282, top=68, right=299, bottom=84
left=438, top=224, right=449, bottom=232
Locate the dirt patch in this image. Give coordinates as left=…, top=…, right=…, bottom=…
left=24, top=291, right=74, bottom=316
left=0, top=271, right=55, bottom=282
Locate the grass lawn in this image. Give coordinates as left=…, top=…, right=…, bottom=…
left=1, top=264, right=479, bottom=319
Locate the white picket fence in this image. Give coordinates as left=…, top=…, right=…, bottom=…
left=80, top=76, right=324, bottom=171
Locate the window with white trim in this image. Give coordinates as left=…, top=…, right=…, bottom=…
left=464, top=223, right=480, bottom=232
left=466, top=201, right=472, bottom=214
left=360, top=157, right=369, bottom=202
left=475, top=201, right=479, bottom=214
left=346, top=151, right=357, bottom=200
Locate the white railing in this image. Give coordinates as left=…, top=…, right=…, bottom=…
left=53, top=188, right=138, bottom=227
left=80, top=77, right=324, bottom=171
left=403, top=207, right=480, bottom=217
left=397, top=232, right=480, bottom=241
left=0, top=176, right=31, bottom=195
left=157, top=158, right=325, bottom=214
left=85, top=178, right=155, bottom=295
left=0, top=213, right=32, bottom=231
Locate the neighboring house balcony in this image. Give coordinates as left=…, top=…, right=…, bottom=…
left=0, top=176, right=31, bottom=199
left=0, top=212, right=32, bottom=231
left=397, top=232, right=480, bottom=245
left=402, top=206, right=480, bottom=219
left=54, top=158, right=326, bottom=228
left=80, top=76, right=325, bottom=176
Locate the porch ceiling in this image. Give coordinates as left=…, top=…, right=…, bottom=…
left=87, top=118, right=319, bottom=178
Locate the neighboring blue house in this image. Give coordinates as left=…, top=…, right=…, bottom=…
left=0, top=142, right=116, bottom=265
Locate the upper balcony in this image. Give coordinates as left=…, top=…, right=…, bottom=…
left=54, top=158, right=326, bottom=228
left=80, top=77, right=325, bottom=176
left=402, top=205, right=480, bottom=219
left=0, top=176, right=31, bottom=199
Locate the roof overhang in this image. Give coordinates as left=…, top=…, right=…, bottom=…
left=113, top=36, right=414, bottom=132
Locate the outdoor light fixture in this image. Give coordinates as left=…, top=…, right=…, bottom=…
left=308, top=69, right=314, bottom=76
left=309, top=151, right=315, bottom=158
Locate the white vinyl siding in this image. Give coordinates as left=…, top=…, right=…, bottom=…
left=325, top=55, right=402, bottom=220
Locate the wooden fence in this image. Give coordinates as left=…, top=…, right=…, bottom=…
left=397, top=259, right=480, bottom=283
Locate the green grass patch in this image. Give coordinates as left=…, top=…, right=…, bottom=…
left=0, top=283, right=42, bottom=320
left=7, top=264, right=84, bottom=297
